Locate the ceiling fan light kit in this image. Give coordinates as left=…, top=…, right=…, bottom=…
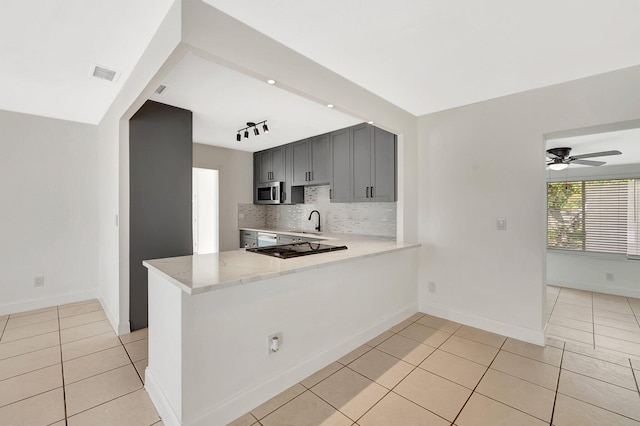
left=546, top=146, right=622, bottom=171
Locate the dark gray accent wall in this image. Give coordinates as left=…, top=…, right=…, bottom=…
left=129, top=101, right=193, bottom=330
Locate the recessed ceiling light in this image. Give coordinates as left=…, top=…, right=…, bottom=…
left=267, top=79, right=276, bottom=85
left=368, top=121, right=374, bottom=124
left=327, top=104, right=334, bottom=108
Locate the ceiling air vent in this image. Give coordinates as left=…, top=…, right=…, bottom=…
left=91, top=64, right=117, bottom=82
left=155, top=85, right=167, bottom=95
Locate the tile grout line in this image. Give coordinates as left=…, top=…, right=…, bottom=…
left=56, top=305, right=69, bottom=426
left=591, top=289, right=596, bottom=349
left=549, top=340, right=566, bottom=426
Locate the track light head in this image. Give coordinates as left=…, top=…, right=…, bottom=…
left=254, top=127, right=260, bottom=136
left=244, top=130, right=249, bottom=139
left=236, top=133, right=241, bottom=142
left=263, top=123, right=269, bottom=133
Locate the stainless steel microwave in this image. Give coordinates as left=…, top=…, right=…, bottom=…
left=256, top=181, right=282, bottom=204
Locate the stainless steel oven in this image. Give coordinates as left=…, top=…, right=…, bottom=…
left=256, top=181, right=282, bottom=205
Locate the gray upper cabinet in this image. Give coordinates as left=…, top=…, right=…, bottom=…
left=350, top=124, right=396, bottom=203
left=292, top=135, right=330, bottom=186
left=257, top=146, right=284, bottom=184
left=329, top=128, right=351, bottom=203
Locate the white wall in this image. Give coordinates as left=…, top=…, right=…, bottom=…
left=0, top=109, right=98, bottom=315
left=418, top=65, right=640, bottom=344
left=193, top=144, right=253, bottom=252
left=546, top=163, right=640, bottom=297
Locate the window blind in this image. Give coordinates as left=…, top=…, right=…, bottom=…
left=547, top=179, right=638, bottom=256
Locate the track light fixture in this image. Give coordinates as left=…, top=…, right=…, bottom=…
left=236, top=120, right=269, bottom=141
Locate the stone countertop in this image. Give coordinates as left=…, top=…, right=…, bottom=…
left=143, top=233, right=419, bottom=295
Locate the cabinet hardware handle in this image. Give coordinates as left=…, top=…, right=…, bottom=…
left=329, top=189, right=332, bottom=199
left=370, top=186, right=374, bottom=197
left=366, top=186, right=370, bottom=198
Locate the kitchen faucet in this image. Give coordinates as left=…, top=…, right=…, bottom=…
left=308, top=210, right=321, bottom=232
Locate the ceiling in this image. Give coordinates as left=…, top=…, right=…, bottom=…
left=547, top=127, right=640, bottom=168
left=0, top=0, right=175, bottom=124
left=204, top=0, right=640, bottom=116
left=149, top=54, right=361, bottom=152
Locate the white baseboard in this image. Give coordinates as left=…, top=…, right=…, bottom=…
left=548, top=280, right=640, bottom=299
left=98, top=296, right=130, bottom=336
left=145, top=368, right=181, bottom=426
left=0, top=289, right=99, bottom=316
left=184, top=303, right=417, bottom=426
left=421, top=303, right=545, bottom=346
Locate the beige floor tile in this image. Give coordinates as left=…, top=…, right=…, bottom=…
left=261, top=390, right=352, bottom=426
left=419, top=349, right=487, bottom=389
left=251, top=383, right=306, bottom=419
left=594, top=310, right=638, bottom=324
left=416, top=314, right=462, bottom=334
left=558, top=369, right=640, bottom=421
left=562, top=350, right=636, bottom=390
left=565, top=341, right=632, bottom=367
left=0, top=318, right=59, bottom=343
left=227, top=412, right=259, bottom=426
left=595, top=315, right=640, bottom=332
left=549, top=315, right=594, bottom=332
left=439, top=335, right=499, bottom=366
left=134, top=358, right=148, bottom=383
left=58, top=302, right=103, bottom=318
left=596, top=324, right=640, bottom=344
left=546, top=324, right=594, bottom=345
left=596, top=335, right=640, bottom=357
left=388, top=319, right=412, bottom=333
left=557, top=295, right=592, bottom=308
left=375, top=334, right=435, bottom=365
left=359, top=391, right=449, bottom=426
left=58, top=299, right=99, bottom=309
left=398, top=323, right=451, bottom=348
left=0, top=331, right=59, bottom=360
left=348, top=348, right=413, bottom=389
left=64, top=364, right=143, bottom=416
left=124, top=338, right=148, bottom=362
left=0, top=387, right=65, bottom=425
left=60, top=319, right=114, bottom=344
left=554, top=302, right=593, bottom=315
left=64, top=345, right=131, bottom=384
left=476, top=369, right=555, bottom=422
left=394, top=368, right=470, bottom=421
left=546, top=337, right=565, bottom=349
left=550, top=309, right=594, bottom=323
left=301, top=362, right=342, bottom=388
left=67, top=388, right=160, bottom=426
left=8, top=306, right=57, bottom=319
left=59, top=309, right=107, bottom=330
left=0, top=364, right=62, bottom=408
left=553, top=393, right=640, bottom=426
left=311, top=367, right=387, bottom=421
left=365, top=331, right=394, bottom=348
left=62, top=331, right=120, bottom=361
left=5, top=309, right=58, bottom=329
left=456, top=392, right=547, bottom=426
left=0, top=346, right=60, bottom=381
left=337, top=345, right=370, bottom=365
left=454, top=325, right=506, bottom=348
left=594, top=300, right=634, bottom=315
left=119, top=327, right=149, bottom=344
left=502, top=338, right=563, bottom=367
left=407, top=312, right=425, bottom=322
left=491, top=351, right=559, bottom=390
left=50, top=421, right=66, bottom=426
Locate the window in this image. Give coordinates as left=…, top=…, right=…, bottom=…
left=547, top=179, right=640, bottom=257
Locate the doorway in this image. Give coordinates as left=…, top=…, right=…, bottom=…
left=193, top=168, right=219, bottom=254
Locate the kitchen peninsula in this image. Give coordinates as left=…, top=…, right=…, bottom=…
left=143, top=233, right=419, bottom=426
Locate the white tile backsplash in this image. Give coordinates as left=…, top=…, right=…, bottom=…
left=238, top=185, right=396, bottom=238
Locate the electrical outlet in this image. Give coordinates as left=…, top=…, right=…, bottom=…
left=428, top=281, right=436, bottom=293
left=496, top=217, right=507, bottom=231
left=238, top=212, right=245, bottom=220
left=34, top=276, right=45, bottom=287
left=606, top=273, right=614, bottom=282
left=268, top=332, right=283, bottom=354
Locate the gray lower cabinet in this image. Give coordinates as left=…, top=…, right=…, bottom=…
left=292, top=134, right=330, bottom=186
left=256, top=147, right=284, bottom=184
left=240, top=230, right=257, bottom=248
left=350, top=124, right=396, bottom=202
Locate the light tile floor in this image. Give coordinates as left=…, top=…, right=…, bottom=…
left=547, top=285, right=640, bottom=359
left=0, top=299, right=161, bottom=426
left=5, top=291, right=640, bottom=425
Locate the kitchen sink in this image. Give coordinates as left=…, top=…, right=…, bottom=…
left=247, top=242, right=347, bottom=259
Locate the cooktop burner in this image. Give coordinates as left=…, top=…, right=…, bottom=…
left=247, top=242, right=348, bottom=259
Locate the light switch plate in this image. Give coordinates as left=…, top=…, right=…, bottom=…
left=496, top=217, right=507, bottom=231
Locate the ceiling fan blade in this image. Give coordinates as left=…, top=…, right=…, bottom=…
left=546, top=152, right=560, bottom=159
left=570, top=150, right=622, bottom=160
left=570, top=159, right=606, bottom=166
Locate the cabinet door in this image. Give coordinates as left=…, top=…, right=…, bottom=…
left=371, top=127, right=396, bottom=202
left=350, top=124, right=373, bottom=202
left=258, top=151, right=271, bottom=183
left=329, top=129, right=351, bottom=203
left=309, top=134, right=330, bottom=184
left=291, top=140, right=310, bottom=185
left=271, top=146, right=285, bottom=182
left=253, top=153, right=260, bottom=203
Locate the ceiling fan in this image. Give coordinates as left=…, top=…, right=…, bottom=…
left=546, top=147, right=622, bottom=171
